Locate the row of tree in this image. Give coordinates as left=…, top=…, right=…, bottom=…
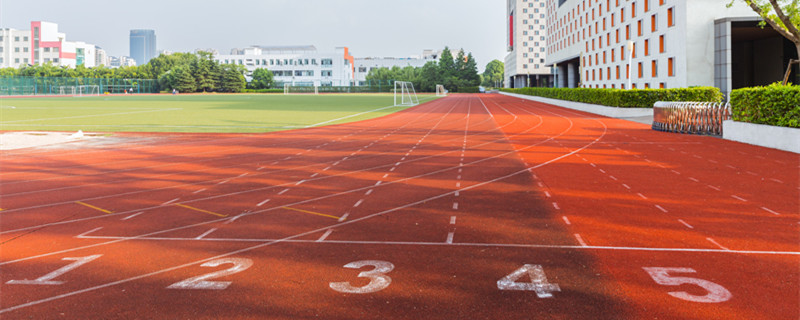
left=0, top=51, right=249, bottom=93
left=365, top=47, right=481, bottom=92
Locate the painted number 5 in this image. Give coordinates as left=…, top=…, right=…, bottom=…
left=329, top=260, right=394, bottom=294
left=643, top=267, right=732, bottom=303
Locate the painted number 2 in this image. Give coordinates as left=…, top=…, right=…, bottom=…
left=497, top=264, right=561, bottom=298
left=168, top=258, right=253, bottom=290
left=643, top=267, right=732, bottom=303
left=329, top=260, right=394, bottom=294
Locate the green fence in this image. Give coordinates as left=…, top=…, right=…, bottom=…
left=276, top=80, right=399, bottom=93
left=0, top=76, right=159, bottom=96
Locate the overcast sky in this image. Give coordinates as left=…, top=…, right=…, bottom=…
left=0, top=0, right=507, bottom=72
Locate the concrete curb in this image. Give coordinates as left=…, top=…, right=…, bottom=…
left=499, top=92, right=652, bottom=118
left=723, top=120, right=800, bottom=153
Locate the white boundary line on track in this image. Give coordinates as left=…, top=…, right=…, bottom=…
left=304, top=96, right=438, bottom=128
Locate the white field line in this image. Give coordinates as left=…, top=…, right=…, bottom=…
left=0, top=108, right=183, bottom=124
left=303, top=96, right=438, bottom=128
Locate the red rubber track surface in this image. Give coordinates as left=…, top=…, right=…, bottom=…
left=0, top=94, right=797, bottom=319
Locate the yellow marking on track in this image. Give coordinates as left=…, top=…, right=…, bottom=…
left=282, top=206, right=342, bottom=220
left=75, top=201, right=113, bottom=214
left=175, top=204, right=228, bottom=217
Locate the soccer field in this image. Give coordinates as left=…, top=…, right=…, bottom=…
left=0, top=94, right=438, bottom=133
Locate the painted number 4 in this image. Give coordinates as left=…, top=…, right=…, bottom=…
left=497, top=264, right=561, bottom=298
left=643, top=267, right=732, bottom=303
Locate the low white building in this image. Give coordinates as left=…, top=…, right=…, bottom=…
left=0, top=21, right=100, bottom=68
left=353, top=50, right=440, bottom=85
left=215, top=45, right=354, bottom=86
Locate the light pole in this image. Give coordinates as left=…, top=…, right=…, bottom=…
left=627, top=41, right=634, bottom=89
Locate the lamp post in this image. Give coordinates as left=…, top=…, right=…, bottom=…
left=627, top=41, right=634, bottom=89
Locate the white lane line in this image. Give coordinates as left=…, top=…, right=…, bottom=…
left=609, top=176, right=618, bottom=181
left=365, top=189, right=373, bottom=196
left=457, top=175, right=462, bottom=180
left=162, top=198, right=180, bottom=206
left=310, top=173, right=319, bottom=178
left=590, top=163, right=597, bottom=167
left=446, top=232, right=455, bottom=244
left=193, top=188, right=207, bottom=194
left=374, top=181, right=382, bottom=186
left=706, top=238, right=730, bottom=251
left=257, top=167, right=265, bottom=171
left=295, top=180, right=306, bottom=186
left=218, top=180, right=230, bottom=185
left=452, top=202, right=459, bottom=210
left=622, top=184, right=631, bottom=189
left=746, top=171, right=758, bottom=176
left=195, top=228, right=217, bottom=240
left=454, top=191, right=460, bottom=197
left=553, top=202, right=560, bottom=210
left=655, top=205, right=668, bottom=213
left=689, top=177, right=699, bottom=182
left=225, top=213, right=248, bottom=224
left=323, top=166, right=331, bottom=171
left=537, top=182, right=545, bottom=188
left=353, top=199, right=364, bottom=207
left=731, top=195, right=748, bottom=202
left=257, top=199, right=271, bottom=207
left=456, top=182, right=461, bottom=188
left=76, top=227, right=104, bottom=238
left=390, top=167, right=396, bottom=172
left=671, top=170, right=681, bottom=175
left=544, top=191, right=552, bottom=198
left=677, top=219, right=694, bottom=229
left=238, top=173, right=249, bottom=177
left=599, top=169, right=606, bottom=174
left=769, top=178, right=784, bottom=184
left=637, top=193, right=648, bottom=199
left=338, top=213, right=349, bottom=222
left=761, top=207, right=780, bottom=215
left=316, top=229, right=334, bottom=242
left=707, top=185, right=721, bottom=191
left=574, top=234, right=588, bottom=247
left=383, top=174, right=389, bottom=179
left=450, top=216, right=457, bottom=225
left=458, top=168, right=463, bottom=173
left=562, top=216, right=571, bottom=225
left=121, top=212, right=145, bottom=221
left=334, top=161, right=341, bottom=166
left=726, top=165, right=736, bottom=169
left=278, top=189, right=290, bottom=195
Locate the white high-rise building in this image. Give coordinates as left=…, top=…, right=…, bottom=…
left=215, top=46, right=354, bottom=86
left=506, top=0, right=554, bottom=88
left=545, top=0, right=795, bottom=94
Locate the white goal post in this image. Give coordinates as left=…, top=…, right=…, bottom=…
left=394, top=81, right=419, bottom=106
left=284, top=84, right=319, bottom=95
left=77, top=85, right=100, bottom=97
left=436, top=84, right=447, bottom=96
left=57, top=86, right=76, bottom=96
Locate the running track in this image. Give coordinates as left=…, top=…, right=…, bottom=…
left=0, top=94, right=797, bottom=319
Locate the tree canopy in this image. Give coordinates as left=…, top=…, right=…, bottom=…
left=730, top=0, right=800, bottom=60
left=482, top=60, right=505, bottom=88
left=364, top=47, right=482, bottom=92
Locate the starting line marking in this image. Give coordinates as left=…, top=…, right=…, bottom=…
left=75, top=201, right=113, bottom=214
left=174, top=204, right=228, bottom=218
left=72, top=234, right=800, bottom=255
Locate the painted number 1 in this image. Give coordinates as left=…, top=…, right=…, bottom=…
left=643, top=267, right=732, bottom=303
left=7, top=254, right=103, bottom=285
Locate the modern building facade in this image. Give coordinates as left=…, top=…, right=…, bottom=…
left=0, top=21, right=98, bottom=68
left=354, top=50, right=440, bottom=85
left=506, top=0, right=553, bottom=88
left=129, top=29, right=156, bottom=66
left=545, top=0, right=795, bottom=94
left=215, top=46, right=355, bottom=86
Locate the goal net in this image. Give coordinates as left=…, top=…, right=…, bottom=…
left=284, top=84, right=319, bottom=95
left=77, top=85, right=100, bottom=97
left=57, top=86, right=76, bottom=96
left=394, top=81, right=419, bottom=106
left=436, top=84, right=447, bottom=96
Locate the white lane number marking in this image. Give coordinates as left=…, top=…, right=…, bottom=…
left=7, top=254, right=103, bottom=285
left=329, top=260, right=394, bottom=294
left=497, top=264, right=561, bottom=298
left=643, top=267, right=732, bottom=303
left=168, top=258, right=253, bottom=290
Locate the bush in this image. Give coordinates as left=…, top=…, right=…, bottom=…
left=457, top=86, right=481, bottom=93
left=500, top=87, right=723, bottom=108
left=730, top=83, right=800, bottom=128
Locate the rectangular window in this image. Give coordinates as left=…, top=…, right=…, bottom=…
left=652, top=60, right=658, bottom=77
left=53, top=47, right=59, bottom=53
left=14, top=47, right=19, bottom=52
left=659, top=35, right=665, bottom=52
left=645, top=0, right=650, bottom=11
left=651, top=14, right=657, bottom=32
left=668, top=57, right=675, bottom=76
left=616, top=65, right=621, bottom=79
left=626, top=25, right=631, bottom=39
left=632, top=1, right=637, bottom=17
left=644, top=39, right=650, bottom=56
left=638, top=62, right=643, bottom=78
left=637, top=20, right=643, bottom=36
left=660, top=82, right=666, bottom=89
left=668, top=8, right=674, bottom=26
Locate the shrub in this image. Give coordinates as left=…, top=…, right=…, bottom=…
left=457, top=86, right=481, bottom=93
left=500, top=87, right=723, bottom=108
left=242, top=88, right=284, bottom=94
left=730, top=83, right=800, bottom=128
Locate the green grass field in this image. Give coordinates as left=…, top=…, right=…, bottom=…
left=0, top=94, right=438, bottom=133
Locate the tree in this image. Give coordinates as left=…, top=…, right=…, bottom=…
left=218, top=64, right=247, bottom=93
left=438, top=47, right=456, bottom=78
left=250, top=68, right=274, bottom=89
left=730, top=0, right=800, bottom=82
left=193, top=51, right=218, bottom=92
left=482, top=60, right=505, bottom=88
left=171, top=66, right=196, bottom=93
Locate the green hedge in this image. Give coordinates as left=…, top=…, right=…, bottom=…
left=501, top=87, right=723, bottom=108
left=242, top=88, right=284, bottom=93
left=730, top=84, right=800, bottom=128
left=457, top=86, right=481, bottom=93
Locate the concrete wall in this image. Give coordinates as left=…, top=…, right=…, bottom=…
left=723, top=120, right=800, bottom=153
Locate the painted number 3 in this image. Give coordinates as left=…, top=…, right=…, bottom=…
left=643, top=267, right=732, bottom=303
left=329, top=260, right=395, bottom=294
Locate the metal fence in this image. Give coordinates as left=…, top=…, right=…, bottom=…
left=0, top=76, right=159, bottom=96
left=652, top=101, right=732, bottom=136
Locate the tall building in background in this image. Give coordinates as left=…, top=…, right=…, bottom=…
left=129, top=29, right=156, bottom=66
left=545, top=0, right=796, bottom=94
left=505, top=0, right=553, bottom=88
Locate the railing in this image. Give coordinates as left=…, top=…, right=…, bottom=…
left=652, top=101, right=732, bottom=136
